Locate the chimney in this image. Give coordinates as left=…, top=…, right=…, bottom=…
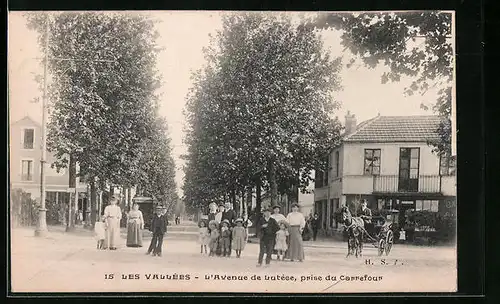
left=344, top=111, right=357, bottom=135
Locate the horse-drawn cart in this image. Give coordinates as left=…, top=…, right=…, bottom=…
left=370, top=209, right=399, bottom=256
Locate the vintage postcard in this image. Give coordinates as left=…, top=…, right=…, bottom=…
left=8, top=10, right=457, bottom=293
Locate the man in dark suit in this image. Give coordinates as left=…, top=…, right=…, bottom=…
left=310, top=213, right=320, bottom=241
left=359, top=200, right=373, bottom=236
left=146, top=205, right=168, bottom=257
left=222, top=202, right=237, bottom=256
left=256, top=207, right=280, bottom=267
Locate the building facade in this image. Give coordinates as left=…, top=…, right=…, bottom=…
left=10, top=116, right=88, bottom=221
left=314, top=113, right=457, bottom=236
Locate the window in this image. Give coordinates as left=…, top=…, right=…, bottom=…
left=315, top=170, right=324, bottom=188
left=22, top=128, right=35, bottom=149
left=364, top=149, right=381, bottom=175
left=415, top=200, right=439, bottom=212
left=21, top=160, right=34, bottom=181
left=440, top=154, right=456, bottom=176
left=335, top=151, right=340, bottom=177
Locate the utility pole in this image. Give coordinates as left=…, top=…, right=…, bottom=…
left=35, top=13, right=50, bottom=237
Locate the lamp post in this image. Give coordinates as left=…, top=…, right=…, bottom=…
left=34, top=14, right=50, bottom=237
left=33, top=12, right=116, bottom=237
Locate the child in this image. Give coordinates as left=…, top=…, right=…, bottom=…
left=220, top=219, right=232, bottom=257
left=232, top=218, right=247, bottom=258
left=208, top=220, right=220, bottom=257
left=198, top=220, right=210, bottom=254
left=94, top=216, right=106, bottom=250
left=275, top=221, right=289, bottom=261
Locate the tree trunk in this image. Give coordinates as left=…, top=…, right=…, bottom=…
left=239, top=190, right=244, bottom=218
left=246, top=187, right=253, bottom=218
left=90, top=178, right=97, bottom=227
left=255, top=179, right=262, bottom=238
left=231, top=188, right=238, bottom=215
left=127, top=187, right=132, bottom=210
left=66, top=155, right=77, bottom=231
left=269, top=159, right=278, bottom=207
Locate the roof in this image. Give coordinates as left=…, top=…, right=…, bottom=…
left=10, top=116, right=41, bottom=128
left=343, top=115, right=443, bottom=143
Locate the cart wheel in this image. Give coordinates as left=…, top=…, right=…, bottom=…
left=378, top=239, right=385, bottom=256
left=385, top=230, right=394, bottom=256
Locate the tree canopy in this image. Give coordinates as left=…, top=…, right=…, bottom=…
left=309, top=11, right=454, bottom=155
left=183, top=13, right=343, bottom=211
left=26, top=12, right=178, bottom=223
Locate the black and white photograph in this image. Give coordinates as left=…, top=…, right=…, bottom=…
left=8, top=10, right=457, bottom=293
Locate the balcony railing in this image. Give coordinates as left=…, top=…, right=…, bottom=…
left=373, top=175, right=442, bottom=193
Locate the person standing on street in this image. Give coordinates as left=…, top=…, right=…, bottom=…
left=222, top=202, right=237, bottom=256
left=126, top=203, right=144, bottom=247
left=310, top=213, right=320, bottom=241
left=146, top=205, right=168, bottom=257
left=103, top=195, right=122, bottom=250
left=286, top=203, right=306, bottom=262
left=256, top=207, right=280, bottom=267
left=270, top=205, right=287, bottom=259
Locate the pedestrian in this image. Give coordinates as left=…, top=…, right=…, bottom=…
left=94, top=215, right=106, bottom=250
left=198, top=220, right=210, bottom=254
left=256, top=207, right=280, bottom=267
left=146, top=205, right=168, bottom=257
left=274, top=221, right=289, bottom=261
left=103, top=195, right=122, bottom=250
left=208, top=220, right=219, bottom=257
left=286, top=203, right=306, bottom=262
left=270, top=205, right=287, bottom=259
left=126, top=203, right=144, bottom=247
left=222, top=202, right=237, bottom=256
left=220, top=219, right=232, bottom=257
left=232, top=218, right=247, bottom=258
left=310, top=213, right=320, bottom=241
left=214, top=203, right=225, bottom=256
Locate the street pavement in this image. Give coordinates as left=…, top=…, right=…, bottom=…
left=10, top=226, right=457, bottom=293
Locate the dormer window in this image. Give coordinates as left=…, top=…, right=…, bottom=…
left=22, top=128, right=35, bottom=150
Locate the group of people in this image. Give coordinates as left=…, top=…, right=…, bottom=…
left=93, top=196, right=169, bottom=257
left=198, top=202, right=308, bottom=267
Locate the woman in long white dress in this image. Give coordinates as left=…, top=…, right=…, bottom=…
left=286, top=203, right=306, bottom=262
left=104, top=195, right=122, bottom=250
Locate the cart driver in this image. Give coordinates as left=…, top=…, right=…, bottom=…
left=360, top=200, right=373, bottom=234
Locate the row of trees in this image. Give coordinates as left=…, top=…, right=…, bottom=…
left=182, top=13, right=344, bottom=217
left=183, top=11, right=454, bottom=217
left=27, top=12, right=178, bottom=226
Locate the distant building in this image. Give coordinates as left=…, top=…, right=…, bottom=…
left=10, top=116, right=88, bottom=221
left=314, top=113, right=456, bottom=236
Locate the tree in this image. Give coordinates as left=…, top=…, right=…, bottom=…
left=309, top=11, right=453, bottom=155
left=183, top=13, right=343, bottom=214
left=26, top=12, right=165, bottom=226
left=136, top=116, right=178, bottom=213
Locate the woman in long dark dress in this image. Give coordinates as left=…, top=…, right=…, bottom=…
left=126, top=203, right=144, bottom=247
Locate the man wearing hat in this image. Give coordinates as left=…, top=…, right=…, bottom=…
left=256, top=207, right=280, bottom=267
left=146, top=205, right=168, bottom=257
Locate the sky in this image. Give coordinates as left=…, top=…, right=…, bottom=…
left=8, top=11, right=453, bottom=197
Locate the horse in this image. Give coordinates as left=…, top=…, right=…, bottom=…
left=339, top=206, right=365, bottom=258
